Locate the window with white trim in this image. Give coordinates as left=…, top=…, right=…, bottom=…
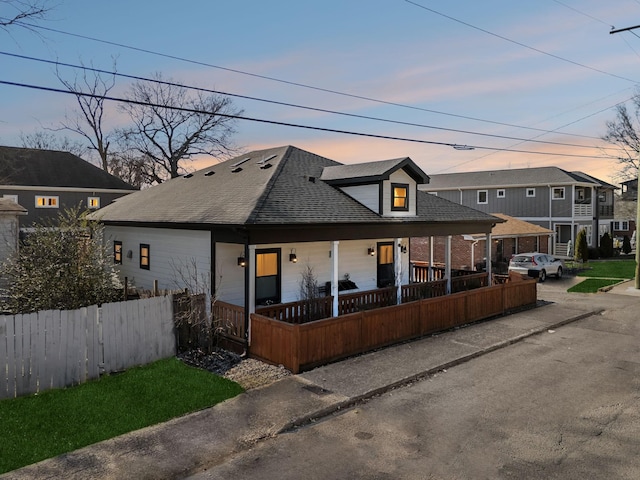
left=497, top=189, right=505, bottom=198
left=88, top=196, right=100, bottom=209
left=477, top=190, right=488, bottom=204
left=526, top=188, right=535, bottom=198
left=552, top=187, right=565, bottom=200
left=35, top=196, right=59, bottom=208
left=613, top=221, right=629, bottom=231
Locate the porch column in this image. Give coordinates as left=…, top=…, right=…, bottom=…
left=331, top=241, right=339, bottom=317
left=486, top=233, right=493, bottom=286
left=395, top=238, right=403, bottom=305
left=445, top=235, right=452, bottom=294
left=429, top=236, right=434, bottom=281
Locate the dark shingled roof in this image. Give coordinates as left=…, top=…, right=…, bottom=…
left=424, top=166, right=611, bottom=190
left=0, top=146, right=136, bottom=190
left=93, top=145, right=498, bottom=227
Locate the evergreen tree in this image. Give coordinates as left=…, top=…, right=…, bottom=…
left=575, top=228, right=589, bottom=263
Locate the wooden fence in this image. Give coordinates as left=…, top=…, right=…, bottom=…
left=249, top=279, right=537, bottom=373
left=0, top=296, right=176, bottom=399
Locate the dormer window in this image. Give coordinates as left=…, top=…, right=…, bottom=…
left=391, top=183, right=409, bottom=211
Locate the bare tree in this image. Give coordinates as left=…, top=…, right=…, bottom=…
left=117, top=72, right=242, bottom=184
left=0, top=0, right=51, bottom=30
left=56, top=60, right=117, bottom=171
left=19, top=130, right=87, bottom=158
left=602, top=94, right=640, bottom=180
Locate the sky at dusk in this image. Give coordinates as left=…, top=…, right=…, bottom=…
left=2, top=0, right=640, bottom=184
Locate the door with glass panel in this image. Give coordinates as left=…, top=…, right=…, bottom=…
left=377, top=242, right=395, bottom=288
left=255, top=249, right=281, bottom=305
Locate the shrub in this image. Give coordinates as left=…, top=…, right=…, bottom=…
left=599, top=232, right=614, bottom=258
left=623, top=235, right=632, bottom=254
left=575, top=228, right=589, bottom=262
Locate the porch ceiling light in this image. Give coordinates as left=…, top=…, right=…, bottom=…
left=289, top=249, right=298, bottom=263
left=237, top=256, right=246, bottom=267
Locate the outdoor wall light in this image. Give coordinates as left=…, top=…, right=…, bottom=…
left=237, top=256, right=246, bottom=267
left=289, top=249, right=298, bottom=263
left=368, top=247, right=375, bottom=256
left=398, top=243, right=407, bottom=254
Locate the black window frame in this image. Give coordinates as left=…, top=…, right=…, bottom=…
left=140, top=243, right=150, bottom=270
left=255, top=248, right=281, bottom=305
left=114, top=240, right=123, bottom=265
left=391, top=183, right=409, bottom=211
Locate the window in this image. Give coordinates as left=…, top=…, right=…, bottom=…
left=88, top=197, right=100, bottom=209
left=114, top=241, right=123, bottom=264
left=576, top=189, right=585, bottom=201
left=256, top=249, right=281, bottom=305
left=2, top=194, right=18, bottom=203
left=477, top=190, right=488, bottom=204
left=552, top=187, right=565, bottom=200
left=391, top=183, right=409, bottom=211
left=35, top=195, right=59, bottom=208
left=140, top=244, right=150, bottom=270
left=497, top=189, right=505, bottom=199
left=613, top=221, right=629, bottom=231
left=599, top=193, right=607, bottom=202
left=526, top=188, right=536, bottom=198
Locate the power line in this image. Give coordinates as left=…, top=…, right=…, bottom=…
left=2, top=19, right=615, bottom=140
left=0, top=78, right=621, bottom=161
left=2, top=50, right=620, bottom=152
left=404, top=0, right=640, bottom=84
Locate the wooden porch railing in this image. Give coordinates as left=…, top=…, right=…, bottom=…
left=213, top=300, right=246, bottom=339
left=451, top=272, right=489, bottom=293
left=337, top=286, right=397, bottom=316
left=401, top=279, right=447, bottom=302
left=256, top=296, right=333, bottom=324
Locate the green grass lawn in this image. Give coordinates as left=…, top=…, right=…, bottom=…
left=567, top=259, right=636, bottom=293
left=0, top=357, right=244, bottom=474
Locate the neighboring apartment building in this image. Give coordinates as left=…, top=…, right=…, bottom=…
left=0, top=146, right=136, bottom=228
left=614, top=178, right=637, bottom=243
left=420, top=167, right=616, bottom=256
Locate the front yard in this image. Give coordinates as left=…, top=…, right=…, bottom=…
left=567, top=260, right=636, bottom=293
left=0, top=358, right=243, bottom=474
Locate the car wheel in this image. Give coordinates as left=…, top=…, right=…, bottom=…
left=539, top=269, right=547, bottom=282
left=555, top=266, right=563, bottom=279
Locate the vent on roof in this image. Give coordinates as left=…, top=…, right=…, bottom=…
left=230, top=157, right=250, bottom=173
left=307, top=176, right=316, bottom=183
left=204, top=170, right=215, bottom=176
left=183, top=173, right=194, bottom=178
left=257, top=154, right=277, bottom=170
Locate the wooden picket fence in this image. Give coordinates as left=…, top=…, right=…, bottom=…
left=0, top=296, right=176, bottom=399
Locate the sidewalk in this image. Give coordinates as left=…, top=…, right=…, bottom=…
left=1, top=295, right=625, bottom=480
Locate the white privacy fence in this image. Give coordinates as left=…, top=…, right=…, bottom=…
left=0, top=296, right=176, bottom=399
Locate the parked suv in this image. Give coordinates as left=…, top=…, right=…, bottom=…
left=508, top=253, right=564, bottom=282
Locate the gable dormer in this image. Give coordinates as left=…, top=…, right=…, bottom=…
left=320, top=157, right=429, bottom=217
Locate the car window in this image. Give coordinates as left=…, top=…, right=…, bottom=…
left=512, top=255, right=532, bottom=263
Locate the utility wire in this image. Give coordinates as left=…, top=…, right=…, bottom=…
left=0, top=78, right=620, bottom=161
left=2, top=50, right=620, bottom=151
left=1, top=18, right=615, bottom=139
left=404, top=0, right=640, bottom=84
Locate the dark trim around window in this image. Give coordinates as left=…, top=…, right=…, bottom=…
left=140, top=243, right=150, bottom=270
left=114, top=240, right=123, bottom=265
left=391, top=183, right=409, bottom=211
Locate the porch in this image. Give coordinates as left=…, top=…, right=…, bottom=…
left=211, top=271, right=536, bottom=373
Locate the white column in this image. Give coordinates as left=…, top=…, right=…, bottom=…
left=247, top=244, right=256, bottom=315
left=331, top=241, right=339, bottom=317
left=429, top=236, right=434, bottom=281
left=395, top=238, right=403, bottom=304
left=486, top=233, right=493, bottom=286
left=445, top=235, right=452, bottom=294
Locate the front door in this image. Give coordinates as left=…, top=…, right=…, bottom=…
left=255, top=249, right=281, bottom=305
left=377, top=242, right=395, bottom=288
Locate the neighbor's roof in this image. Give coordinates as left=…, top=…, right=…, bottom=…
left=93, top=145, right=498, bottom=227
left=0, top=146, right=136, bottom=191
left=0, top=198, right=27, bottom=215
left=466, top=213, right=553, bottom=240
left=423, top=166, right=611, bottom=190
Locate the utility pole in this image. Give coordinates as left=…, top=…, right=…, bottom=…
left=610, top=24, right=640, bottom=288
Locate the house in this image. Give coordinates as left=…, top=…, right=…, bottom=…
left=411, top=213, right=554, bottom=273
left=92, top=145, right=502, bottom=333
left=420, top=166, right=616, bottom=256
left=0, top=198, right=27, bottom=266
left=613, top=178, right=637, bottom=245
left=0, top=146, right=136, bottom=228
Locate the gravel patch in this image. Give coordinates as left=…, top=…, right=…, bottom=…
left=178, top=348, right=291, bottom=390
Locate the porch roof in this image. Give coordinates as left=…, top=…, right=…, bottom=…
left=93, top=145, right=499, bottom=237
